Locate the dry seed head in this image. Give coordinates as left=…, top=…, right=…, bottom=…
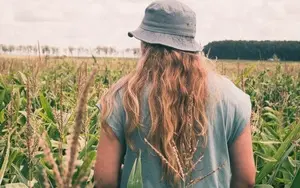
left=185, top=154, right=204, bottom=177
left=186, top=161, right=226, bottom=187
left=144, top=138, right=184, bottom=180
left=39, top=133, right=64, bottom=187
left=64, top=69, right=97, bottom=187
left=42, top=169, right=50, bottom=188
left=171, top=140, right=185, bottom=180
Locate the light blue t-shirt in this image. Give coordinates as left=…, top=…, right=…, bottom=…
left=98, top=72, right=252, bottom=188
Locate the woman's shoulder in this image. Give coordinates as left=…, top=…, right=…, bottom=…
left=207, top=71, right=251, bottom=109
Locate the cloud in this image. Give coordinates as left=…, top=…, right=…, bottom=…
left=0, top=0, right=299, bottom=48
left=14, top=10, right=65, bottom=22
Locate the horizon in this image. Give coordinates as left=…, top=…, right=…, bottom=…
left=1, top=0, right=300, bottom=49
left=1, top=39, right=300, bottom=51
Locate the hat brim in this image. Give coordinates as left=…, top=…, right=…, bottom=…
left=128, top=27, right=201, bottom=52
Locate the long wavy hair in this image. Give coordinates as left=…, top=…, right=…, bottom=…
left=100, top=42, right=209, bottom=185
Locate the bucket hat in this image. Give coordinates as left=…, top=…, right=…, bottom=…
left=128, top=0, right=200, bottom=52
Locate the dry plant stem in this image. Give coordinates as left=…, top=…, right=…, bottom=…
left=37, top=41, right=42, bottom=64
left=84, top=109, right=90, bottom=159
left=187, top=96, right=193, bottom=153
left=77, top=63, right=83, bottom=98
left=241, top=70, right=245, bottom=91
left=39, top=133, right=64, bottom=187
left=26, top=80, right=33, bottom=184
left=184, top=154, right=204, bottom=177
left=144, top=138, right=184, bottom=180
left=186, top=161, right=226, bottom=188
left=8, top=89, right=13, bottom=129
left=64, top=69, right=97, bottom=187
left=59, top=79, right=63, bottom=166
left=190, top=140, right=199, bottom=158
left=171, top=140, right=185, bottom=180
left=43, top=169, right=50, bottom=188
left=7, top=94, right=13, bottom=181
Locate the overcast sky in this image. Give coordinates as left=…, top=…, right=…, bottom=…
left=0, top=0, right=299, bottom=50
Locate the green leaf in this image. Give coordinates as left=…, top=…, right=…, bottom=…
left=0, top=89, right=6, bottom=108
left=39, top=94, right=55, bottom=123
left=0, top=110, right=4, bottom=124
left=254, top=184, right=274, bottom=188
left=268, top=139, right=299, bottom=184
left=264, top=126, right=281, bottom=140
left=127, top=150, right=143, bottom=188
left=235, top=64, right=256, bottom=85
left=256, top=122, right=300, bottom=183
left=262, top=112, right=280, bottom=122
left=79, top=136, right=98, bottom=159
left=255, top=152, right=277, bottom=162
left=252, top=141, right=281, bottom=145
left=291, top=167, right=300, bottom=188
left=1, top=183, right=28, bottom=188
left=6, top=150, right=20, bottom=176
left=0, top=129, right=15, bottom=185
left=73, top=151, right=97, bottom=186
left=11, top=164, right=28, bottom=185
left=18, top=71, right=27, bottom=84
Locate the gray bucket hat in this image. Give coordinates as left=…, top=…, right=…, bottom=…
left=128, top=0, right=200, bottom=52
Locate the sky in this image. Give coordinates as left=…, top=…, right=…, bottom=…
left=0, top=0, right=300, bottom=50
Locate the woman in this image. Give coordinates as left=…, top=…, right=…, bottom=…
left=94, top=0, right=256, bottom=187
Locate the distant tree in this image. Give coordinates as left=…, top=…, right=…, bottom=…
left=77, top=46, right=84, bottom=56
left=16, top=45, right=22, bottom=53
left=83, top=48, right=89, bottom=54
left=108, top=47, right=116, bottom=55
left=95, top=46, right=102, bottom=56
left=1, top=45, right=8, bottom=54
left=8, top=45, right=14, bottom=54
left=125, top=48, right=131, bottom=53
left=132, top=48, right=141, bottom=56
left=42, top=45, right=50, bottom=55
left=33, top=46, right=38, bottom=55
left=68, top=46, right=75, bottom=56
left=26, top=45, right=33, bottom=54
left=102, top=47, right=108, bottom=55
left=63, top=48, right=68, bottom=55
left=50, top=47, right=59, bottom=56
left=203, top=40, right=300, bottom=61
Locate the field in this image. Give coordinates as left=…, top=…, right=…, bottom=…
left=0, top=56, right=299, bottom=188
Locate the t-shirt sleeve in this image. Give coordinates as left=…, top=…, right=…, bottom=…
left=96, top=92, right=126, bottom=147
left=227, top=88, right=252, bottom=147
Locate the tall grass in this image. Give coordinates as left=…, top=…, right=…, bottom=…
left=0, top=57, right=299, bottom=187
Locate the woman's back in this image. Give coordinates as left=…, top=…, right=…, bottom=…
left=101, top=72, right=252, bottom=187
left=94, top=1, right=255, bottom=187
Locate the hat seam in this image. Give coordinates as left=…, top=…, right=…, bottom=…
left=139, top=25, right=195, bottom=39
left=129, top=29, right=200, bottom=52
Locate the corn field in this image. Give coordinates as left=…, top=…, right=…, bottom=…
left=0, top=56, right=299, bottom=188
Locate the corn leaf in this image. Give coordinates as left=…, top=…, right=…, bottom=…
left=268, top=139, right=300, bottom=184
left=0, top=110, right=4, bottom=124
left=256, top=123, right=300, bottom=183
left=127, top=150, right=143, bottom=188
left=1, top=183, right=28, bottom=188
left=291, top=167, right=300, bottom=188
left=254, top=185, right=273, bottom=188
left=0, top=129, right=15, bottom=184
left=11, top=164, right=28, bottom=186
left=74, top=151, right=97, bottom=185
left=39, top=94, right=55, bottom=123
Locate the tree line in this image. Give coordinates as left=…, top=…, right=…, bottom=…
left=203, top=40, right=300, bottom=61
left=3, top=41, right=299, bottom=60
left=0, top=44, right=141, bottom=57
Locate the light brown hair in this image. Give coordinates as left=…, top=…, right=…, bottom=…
left=100, top=42, right=209, bottom=185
